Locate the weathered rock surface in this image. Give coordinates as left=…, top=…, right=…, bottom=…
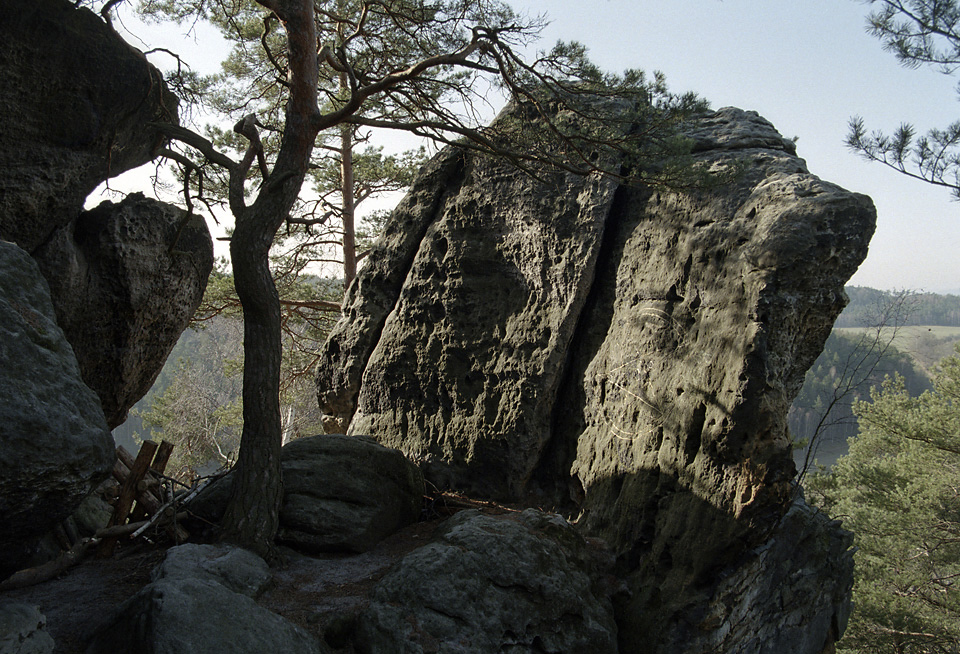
left=0, top=0, right=177, bottom=253
left=0, top=0, right=212, bottom=429
left=355, top=509, right=619, bottom=654
left=316, top=106, right=873, bottom=652
left=151, top=544, right=273, bottom=599
left=0, top=603, right=55, bottom=654
left=34, top=194, right=213, bottom=428
left=637, top=494, right=855, bottom=654
left=189, top=435, right=424, bottom=553
left=86, top=545, right=320, bottom=654
left=0, top=242, right=114, bottom=579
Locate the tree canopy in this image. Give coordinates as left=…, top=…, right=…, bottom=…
left=811, top=347, right=960, bottom=652
left=848, top=0, right=960, bottom=199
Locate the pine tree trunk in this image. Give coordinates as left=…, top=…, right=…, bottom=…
left=340, top=113, right=357, bottom=289
left=218, top=0, right=320, bottom=560
left=220, top=212, right=285, bottom=560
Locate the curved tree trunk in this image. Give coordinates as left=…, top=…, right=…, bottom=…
left=219, top=0, right=320, bottom=560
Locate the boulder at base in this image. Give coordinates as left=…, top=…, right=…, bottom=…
left=86, top=544, right=319, bottom=654
left=0, top=241, right=113, bottom=579
left=0, top=602, right=55, bottom=654
left=355, top=509, right=619, bottom=654
left=188, top=435, right=424, bottom=553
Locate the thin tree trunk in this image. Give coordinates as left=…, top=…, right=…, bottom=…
left=340, top=107, right=357, bottom=289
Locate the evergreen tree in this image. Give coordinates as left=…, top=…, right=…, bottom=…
left=848, top=0, right=960, bottom=199
left=810, top=346, right=960, bottom=653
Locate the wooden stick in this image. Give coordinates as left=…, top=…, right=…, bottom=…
left=99, top=441, right=158, bottom=557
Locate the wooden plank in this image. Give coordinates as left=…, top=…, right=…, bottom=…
left=99, top=440, right=157, bottom=557
left=151, top=440, right=175, bottom=475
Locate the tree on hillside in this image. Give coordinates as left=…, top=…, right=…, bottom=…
left=97, top=0, right=709, bottom=558
left=848, top=0, right=960, bottom=198
left=809, top=346, right=960, bottom=653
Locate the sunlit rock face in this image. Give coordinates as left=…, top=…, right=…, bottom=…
left=317, top=104, right=873, bottom=652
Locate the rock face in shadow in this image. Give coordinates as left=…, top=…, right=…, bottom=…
left=316, top=106, right=874, bottom=652
left=0, top=242, right=114, bottom=580
left=0, top=0, right=212, bottom=428
left=355, top=509, right=619, bottom=654
left=34, top=194, right=213, bottom=428
left=0, top=0, right=177, bottom=253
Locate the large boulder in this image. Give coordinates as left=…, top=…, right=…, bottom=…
left=0, top=0, right=177, bottom=252
left=189, top=435, right=424, bottom=553
left=0, top=242, right=114, bottom=579
left=355, top=509, right=619, bottom=653
left=316, top=106, right=874, bottom=652
left=86, top=545, right=319, bottom=654
left=33, top=194, right=213, bottom=428
left=0, top=0, right=212, bottom=428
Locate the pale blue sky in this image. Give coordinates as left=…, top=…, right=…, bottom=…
left=113, top=1, right=960, bottom=293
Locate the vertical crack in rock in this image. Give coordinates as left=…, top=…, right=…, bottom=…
left=316, top=106, right=874, bottom=653
left=316, top=148, right=468, bottom=432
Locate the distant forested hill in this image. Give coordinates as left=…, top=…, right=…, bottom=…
left=836, top=286, right=960, bottom=327
left=792, top=286, right=960, bottom=471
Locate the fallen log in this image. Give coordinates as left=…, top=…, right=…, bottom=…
left=0, top=539, right=94, bottom=591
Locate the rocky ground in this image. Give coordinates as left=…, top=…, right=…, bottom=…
left=0, top=499, right=485, bottom=654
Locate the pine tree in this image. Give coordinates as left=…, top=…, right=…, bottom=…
left=810, top=346, right=960, bottom=653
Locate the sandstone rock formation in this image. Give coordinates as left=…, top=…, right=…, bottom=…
left=0, top=242, right=114, bottom=579
left=316, top=106, right=875, bottom=652
left=0, top=0, right=177, bottom=253
left=34, top=194, right=214, bottom=428
left=0, top=0, right=212, bottom=428
left=87, top=544, right=319, bottom=654
left=189, top=434, right=425, bottom=553
left=355, top=509, right=619, bottom=653
left=0, top=602, right=55, bottom=654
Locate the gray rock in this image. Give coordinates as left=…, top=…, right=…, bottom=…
left=189, top=435, right=424, bottom=553
left=0, top=0, right=177, bottom=253
left=85, top=578, right=320, bottom=654
left=563, top=108, right=870, bottom=650
left=315, top=105, right=871, bottom=652
left=279, top=435, right=424, bottom=553
left=152, top=544, right=274, bottom=599
left=0, top=242, right=114, bottom=579
left=0, top=603, right=55, bottom=654
left=355, top=509, right=618, bottom=654
left=319, top=143, right=619, bottom=500
left=636, top=494, right=855, bottom=654
left=34, top=194, right=213, bottom=428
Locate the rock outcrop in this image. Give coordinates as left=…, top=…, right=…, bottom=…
left=34, top=194, right=214, bottom=428
left=189, top=434, right=425, bottom=553
left=355, top=509, right=619, bottom=654
left=0, top=242, right=114, bottom=579
left=87, top=544, right=319, bottom=654
left=316, top=106, right=874, bottom=652
left=0, top=0, right=177, bottom=252
left=0, top=0, right=212, bottom=428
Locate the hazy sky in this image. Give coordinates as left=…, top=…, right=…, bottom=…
left=113, top=1, right=960, bottom=293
